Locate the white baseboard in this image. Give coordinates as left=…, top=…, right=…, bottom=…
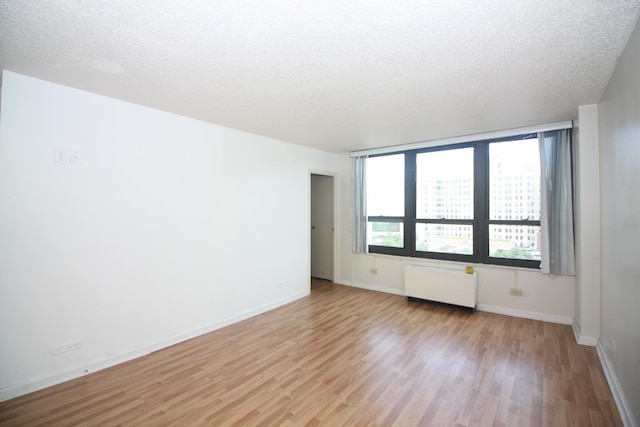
left=0, top=348, right=150, bottom=403
left=571, top=323, right=598, bottom=346
left=597, top=343, right=637, bottom=427
left=146, top=290, right=308, bottom=353
left=0, top=291, right=308, bottom=402
left=476, top=304, right=573, bottom=325
left=336, top=281, right=574, bottom=325
left=336, top=280, right=405, bottom=296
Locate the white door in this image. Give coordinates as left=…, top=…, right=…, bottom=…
left=311, top=174, right=334, bottom=281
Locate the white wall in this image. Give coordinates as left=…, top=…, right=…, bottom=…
left=0, top=71, right=340, bottom=400
left=335, top=155, right=576, bottom=324
left=597, top=17, right=640, bottom=427
left=572, top=104, right=601, bottom=346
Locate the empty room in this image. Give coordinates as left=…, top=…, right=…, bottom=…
left=1, top=1, right=639, bottom=426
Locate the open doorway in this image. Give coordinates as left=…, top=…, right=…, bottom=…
left=311, top=174, right=334, bottom=285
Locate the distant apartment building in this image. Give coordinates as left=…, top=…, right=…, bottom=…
left=417, top=142, right=541, bottom=257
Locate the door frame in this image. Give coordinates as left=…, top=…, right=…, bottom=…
left=309, top=170, right=337, bottom=286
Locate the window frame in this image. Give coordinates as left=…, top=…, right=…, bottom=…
left=366, top=134, right=541, bottom=269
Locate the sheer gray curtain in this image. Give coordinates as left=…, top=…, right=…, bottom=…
left=539, top=129, right=576, bottom=275
left=352, top=156, right=368, bottom=253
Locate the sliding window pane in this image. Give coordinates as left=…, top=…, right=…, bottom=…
left=368, top=222, right=404, bottom=248
left=367, top=154, right=404, bottom=216
left=416, top=223, right=473, bottom=254
left=489, top=225, right=541, bottom=260
left=416, top=148, right=474, bottom=220
left=489, top=138, right=540, bottom=221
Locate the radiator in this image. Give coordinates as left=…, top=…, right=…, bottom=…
left=404, top=265, right=478, bottom=310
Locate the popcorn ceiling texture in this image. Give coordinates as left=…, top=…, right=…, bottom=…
left=1, top=1, right=639, bottom=152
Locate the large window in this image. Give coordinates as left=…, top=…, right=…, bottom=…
left=365, top=134, right=541, bottom=268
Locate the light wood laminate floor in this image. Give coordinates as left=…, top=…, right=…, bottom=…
left=0, top=282, right=621, bottom=426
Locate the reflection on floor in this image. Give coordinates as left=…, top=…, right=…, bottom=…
left=311, top=277, right=332, bottom=291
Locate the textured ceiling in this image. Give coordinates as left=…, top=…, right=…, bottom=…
left=1, top=1, right=639, bottom=153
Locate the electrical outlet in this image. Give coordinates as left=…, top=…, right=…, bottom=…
left=69, top=151, right=82, bottom=165
left=51, top=340, right=82, bottom=355
left=54, top=149, right=68, bottom=164
left=510, top=288, right=523, bottom=296
left=370, top=268, right=378, bottom=275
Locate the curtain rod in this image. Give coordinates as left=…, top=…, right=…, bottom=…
left=349, top=120, right=573, bottom=158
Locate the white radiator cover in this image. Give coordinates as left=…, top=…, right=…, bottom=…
left=404, top=265, right=478, bottom=309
